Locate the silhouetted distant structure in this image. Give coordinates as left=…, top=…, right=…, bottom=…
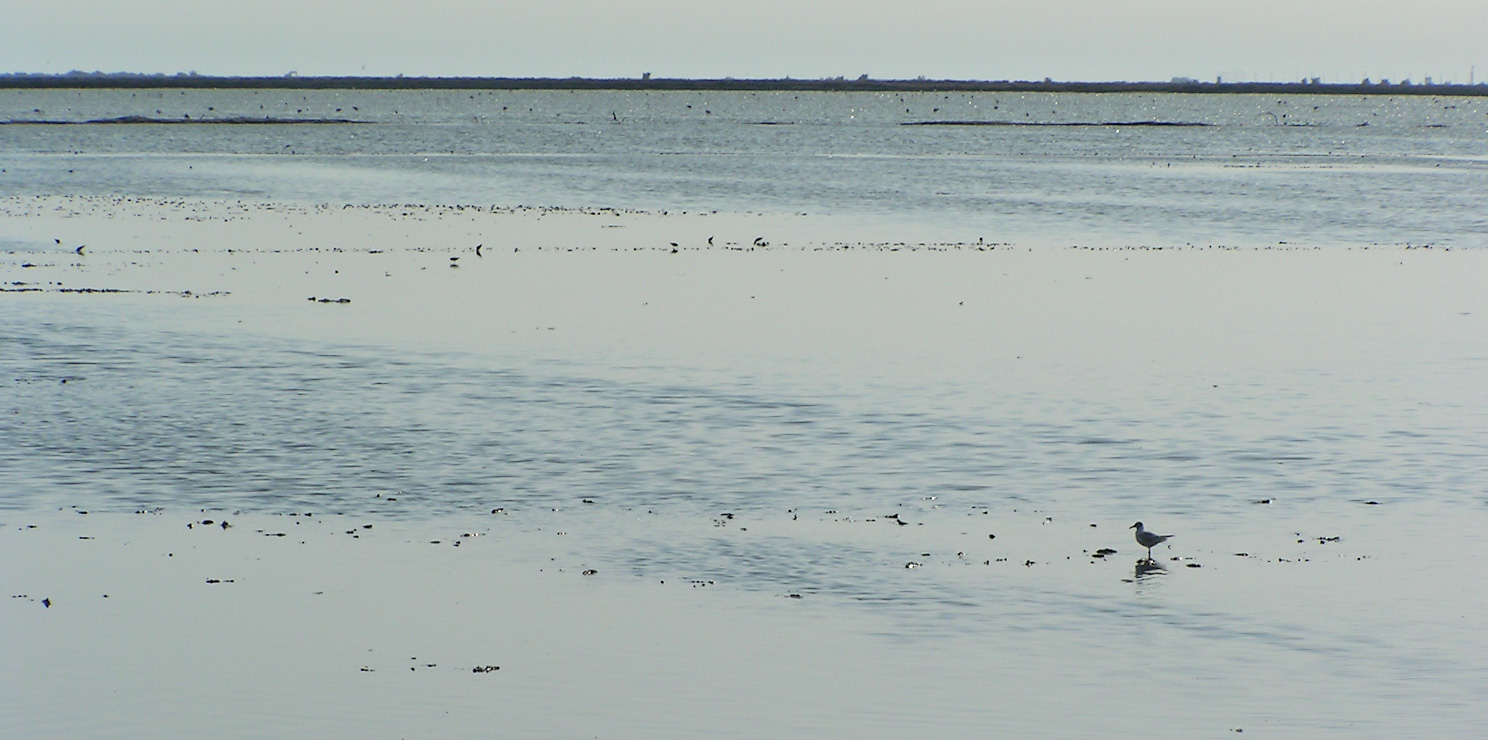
left=3, top=72, right=1486, bottom=96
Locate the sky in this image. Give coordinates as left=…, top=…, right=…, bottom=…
left=5, top=0, right=1487, bottom=84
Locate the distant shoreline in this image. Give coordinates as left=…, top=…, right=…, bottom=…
left=4, top=73, right=1486, bottom=97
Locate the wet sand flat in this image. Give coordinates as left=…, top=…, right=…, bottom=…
left=4, top=196, right=1488, bottom=739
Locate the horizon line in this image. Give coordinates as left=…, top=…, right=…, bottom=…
left=4, top=72, right=1486, bottom=95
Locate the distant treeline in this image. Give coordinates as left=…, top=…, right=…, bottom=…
left=4, top=73, right=1487, bottom=96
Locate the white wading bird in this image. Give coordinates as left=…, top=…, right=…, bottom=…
left=1130, top=521, right=1174, bottom=561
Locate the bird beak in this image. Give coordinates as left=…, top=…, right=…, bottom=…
left=1129, top=523, right=1138, bottom=529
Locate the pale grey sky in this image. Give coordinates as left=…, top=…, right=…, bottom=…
left=6, top=0, right=1486, bottom=84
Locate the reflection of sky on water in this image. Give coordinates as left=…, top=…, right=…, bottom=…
left=3, top=88, right=1487, bottom=737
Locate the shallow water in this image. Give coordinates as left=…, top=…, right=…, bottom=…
left=6, top=239, right=1488, bottom=736
left=7, top=245, right=1485, bottom=522
left=4, top=89, right=1487, bottom=247
left=4, top=91, right=1488, bottom=737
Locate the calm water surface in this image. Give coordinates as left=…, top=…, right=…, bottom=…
left=3, top=280, right=1487, bottom=737
left=4, top=89, right=1488, bottom=738
left=3, top=88, right=1487, bottom=247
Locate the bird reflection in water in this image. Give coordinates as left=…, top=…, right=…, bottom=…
left=1135, top=559, right=1167, bottom=579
